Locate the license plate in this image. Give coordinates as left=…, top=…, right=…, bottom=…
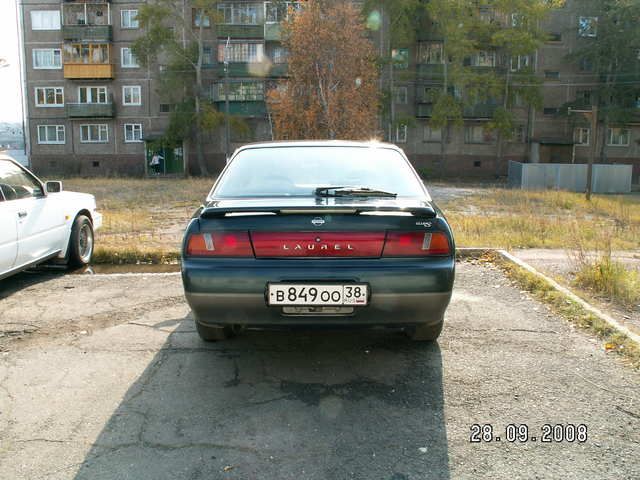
left=267, top=283, right=369, bottom=306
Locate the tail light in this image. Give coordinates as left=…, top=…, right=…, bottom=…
left=186, top=232, right=253, bottom=257
left=382, top=232, right=450, bottom=257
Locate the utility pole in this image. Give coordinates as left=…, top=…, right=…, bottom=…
left=586, top=105, right=598, bottom=201
left=224, top=36, right=231, bottom=161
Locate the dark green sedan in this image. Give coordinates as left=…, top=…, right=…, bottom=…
left=182, top=141, right=455, bottom=342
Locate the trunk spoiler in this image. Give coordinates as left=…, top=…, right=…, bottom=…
left=200, top=205, right=437, bottom=218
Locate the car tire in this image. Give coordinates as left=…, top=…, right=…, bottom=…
left=67, top=215, right=94, bottom=268
left=196, top=322, right=238, bottom=342
left=408, top=319, right=444, bottom=342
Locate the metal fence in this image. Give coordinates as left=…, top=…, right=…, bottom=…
left=508, top=161, right=633, bottom=194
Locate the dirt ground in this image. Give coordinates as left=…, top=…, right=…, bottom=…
left=1, top=262, right=638, bottom=479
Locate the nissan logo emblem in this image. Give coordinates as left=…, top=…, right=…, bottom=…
left=311, top=217, right=325, bottom=226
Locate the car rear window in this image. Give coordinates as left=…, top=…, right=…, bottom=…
left=212, top=146, right=426, bottom=199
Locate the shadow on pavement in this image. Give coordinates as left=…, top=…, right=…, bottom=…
left=73, top=317, right=449, bottom=480
left=0, top=266, right=70, bottom=300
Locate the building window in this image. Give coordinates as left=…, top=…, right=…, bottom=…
left=468, top=51, right=496, bottom=67
left=464, top=125, right=495, bottom=144
left=193, top=9, right=211, bottom=27
left=265, top=2, right=283, bottom=23
left=395, top=124, right=407, bottom=143
left=124, top=124, right=143, bottom=143
left=421, top=87, right=438, bottom=103
left=63, top=43, right=109, bottom=65
left=122, top=86, right=142, bottom=106
left=607, top=128, right=630, bottom=147
left=217, top=3, right=262, bottom=25
left=35, top=87, right=64, bottom=107
left=547, top=33, right=562, bottom=43
left=159, top=104, right=172, bottom=113
left=271, top=46, right=289, bottom=64
left=33, top=48, right=62, bottom=69
left=265, top=2, right=301, bottom=23
left=544, top=71, right=560, bottom=80
left=121, top=48, right=139, bottom=68
left=214, top=81, right=264, bottom=101
left=394, top=86, right=408, bottom=104
left=578, top=17, right=598, bottom=38
left=510, top=125, right=526, bottom=143
left=37, top=125, right=65, bottom=144
left=392, top=48, right=409, bottom=69
left=574, top=127, right=590, bottom=146
left=78, top=86, right=108, bottom=104
left=576, top=90, right=592, bottom=106
left=121, top=9, right=139, bottom=29
left=510, top=55, right=530, bottom=72
left=80, top=124, right=109, bottom=143
left=202, top=46, right=214, bottom=66
left=423, top=125, right=442, bottom=143
left=31, top=11, right=61, bottom=30
left=543, top=107, right=560, bottom=115
left=218, top=42, right=264, bottom=63
left=417, top=42, right=443, bottom=65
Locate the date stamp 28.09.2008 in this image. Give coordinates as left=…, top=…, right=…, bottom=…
left=470, top=424, right=588, bottom=444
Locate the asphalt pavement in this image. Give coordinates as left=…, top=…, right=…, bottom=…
left=0, top=262, right=638, bottom=480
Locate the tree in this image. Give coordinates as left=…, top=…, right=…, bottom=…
left=426, top=0, right=559, bottom=176
left=267, top=0, right=379, bottom=140
left=133, top=0, right=225, bottom=176
left=567, top=0, right=640, bottom=166
left=363, top=0, right=425, bottom=140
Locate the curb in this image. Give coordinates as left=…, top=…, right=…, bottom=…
left=456, top=247, right=640, bottom=345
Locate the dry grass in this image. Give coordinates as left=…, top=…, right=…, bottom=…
left=59, top=177, right=213, bottom=262
left=568, top=231, right=640, bottom=308
left=54, top=178, right=640, bottom=263
left=440, top=189, right=640, bottom=250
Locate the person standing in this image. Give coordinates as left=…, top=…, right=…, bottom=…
left=149, top=152, right=163, bottom=175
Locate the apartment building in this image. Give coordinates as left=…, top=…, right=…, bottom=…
left=20, top=1, right=640, bottom=181
left=397, top=0, right=640, bottom=182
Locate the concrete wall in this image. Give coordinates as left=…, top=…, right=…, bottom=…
left=508, top=161, right=633, bottom=193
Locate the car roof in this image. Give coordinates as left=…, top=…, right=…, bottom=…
left=234, top=140, right=405, bottom=155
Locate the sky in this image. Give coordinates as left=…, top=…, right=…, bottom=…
left=0, top=0, right=23, bottom=124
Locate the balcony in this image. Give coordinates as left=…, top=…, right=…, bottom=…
left=63, top=44, right=113, bottom=79
left=416, top=104, right=434, bottom=118
left=62, top=24, right=112, bottom=42
left=264, top=23, right=282, bottom=41
left=62, top=1, right=112, bottom=41
left=269, top=63, right=288, bottom=77
left=216, top=24, right=264, bottom=38
left=415, top=102, right=498, bottom=119
left=213, top=100, right=266, bottom=117
left=64, top=63, right=114, bottom=79
left=416, top=64, right=445, bottom=81
left=66, top=102, right=115, bottom=118
left=463, top=103, right=498, bottom=119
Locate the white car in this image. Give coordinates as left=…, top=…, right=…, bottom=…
left=0, top=155, right=103, bottom=280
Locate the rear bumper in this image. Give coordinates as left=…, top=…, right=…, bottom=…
left=186, top=291, right=452, bottom=327
left=182, top=257, right=454, bottom=327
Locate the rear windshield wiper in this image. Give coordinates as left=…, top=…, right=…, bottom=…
left=315, top=186, right=398, bottom=198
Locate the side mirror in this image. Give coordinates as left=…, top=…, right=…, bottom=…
left=45, top=181, right=63, bottom=194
